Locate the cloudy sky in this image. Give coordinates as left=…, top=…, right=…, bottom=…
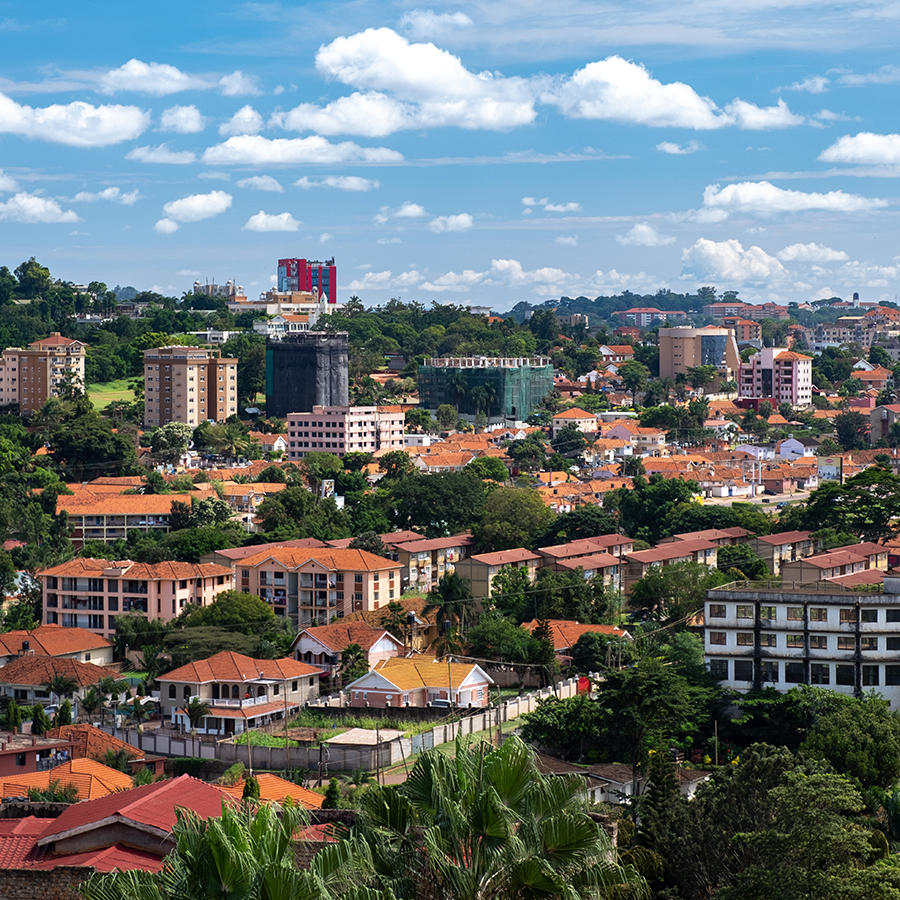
left=2, top=1, right=900, bottom=309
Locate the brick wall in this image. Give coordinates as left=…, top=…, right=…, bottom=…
left=0, top=868, right=91, bottom=900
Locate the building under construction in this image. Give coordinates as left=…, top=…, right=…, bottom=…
left=417, top=356, right=553, bottom=425
left=265, top=332, right=349, bottom=418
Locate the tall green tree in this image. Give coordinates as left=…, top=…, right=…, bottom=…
left=473, top=486, right=554, bottom=552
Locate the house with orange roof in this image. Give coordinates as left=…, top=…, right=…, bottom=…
left=598, top=345, right=635, bottom=364
left=219, top=481, right=287, bottom=513
left=521, top=619, right=630, bottom=657
left=44, top=724, right=165, bottom=778
left=605, top=421, right=667, bottom=454
left=392, top=534, right=474, bottom=591
left=454, top=548, right=541, bottom=599
left=0, top=758, right=133, bottom=802
left=411, top=451, right=476, bottom=473
left=853, top=365, right=893, bottom=391
left=247, top=431, right=288, bottom=455
left=236, top=546, right=402, bottom=625
left=158, top=650, right=323, bottom=735
left=38, top=558, right=234, bottom=640
left=0, top=656, right=116, bottom=714
left=216, top=772, right=324, bottom=808
left=341, top=594, right=439, bottom=653
left=551, top=407, right=599, bottom=437
left=292, top=622, right=404, bottom=679
left=0, top=625, right=112, bottom=667
left=346, top=657, right=494, bottom=708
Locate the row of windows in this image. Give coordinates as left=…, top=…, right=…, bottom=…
left=709, top=632, right=892, bottom=650
left=709, top=658, right=898, bottom=687
left=708, top=603, right=899, bottom=623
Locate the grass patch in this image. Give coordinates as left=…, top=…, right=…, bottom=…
left=88, top=378, right=137, bottom=410
left=287, top=709, right=447, bottom=739
left=233, top=731, right=301, bottom=748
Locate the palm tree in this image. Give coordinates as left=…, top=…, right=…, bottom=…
left=44, top=674, right=78, bottom=708
left=355, top=734, right=649, bottom=900
left=424, top=571, right=471, bottom=636
left=102, top=748, right=133, bottom=772
left=125, top=698, right=154, bottom=731
left=183, top=696, right=212, bottom=733
left=449, top=371, right=468, bottom=409
left=97, top=675, right=128, bottom=726
left=79, top=686, right=102, bottom=723
left=339, top=643, right=369, bottom=687
left=79, top=799, right=386, bottom=900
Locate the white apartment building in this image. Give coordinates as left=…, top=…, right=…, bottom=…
left=738, top=348, right=812, bottom=407
left=704, top=577, right=900, bottom=706
left=286, top=405, right=405, bottom=460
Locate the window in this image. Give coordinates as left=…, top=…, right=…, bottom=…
left=309, top=677, right=314, bottom=687
left=355, top=574, right=363, bottom=584
left=786, top=634, right=804, bottom=648
left=708, top=659, right=728, bottom=679
left=861, top=609, right=878, bottom=623
left=760, top=634, right=776, bottom=647
left=888, top=637, right=900, bottom=651
left=15, top=753, right=25, bottom=767
left=886, top=666, right=900, bottom=686
left=737, top=605, right=753, bottom=619
left=838, top=636, right=855, bottom=651
left=708, top=604, right=726, bottom=618
left=737, top=633, right=753, bottom=646
left=734, top=659, right=753, bottom=681
left=840, top=609, right=856, bottom=624
left=861, top=637, right=878, bottom=651
left=292, top=680, right=298, bottom=692
left=887, top=609, right=900, bottom=623
left=169, top=685, right=176, bottom=699
left=810, top=663, right=830, bottom=685
left=787, top=607, right=803, bottom=621
left=863, top=665, right=880, bottom=687
left=809, top=635, right=827, bottom=650
left=759, top=661, right=778, bottom=683
left=785, top=662, right=805, bottom=684
left=810, top=608, right=828, bottom=622
left=836, top=665, right=855, bottom=686
left=759, top=606, right=776, bottom=620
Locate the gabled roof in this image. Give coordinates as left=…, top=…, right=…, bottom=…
left=552, top=408, right=597, bottom=420
left=755, top=530, right=812, bottom=545
left=521, top=619, right=629, bottom=651
left=0, top=625, right=111, bottom=658
left=353, top=658, right=493, bottom=691
left=206, top=538, right=330, bottom=561
left=0, top=758, right=133, bottom=801
left=537, top=536, right=631, bottom=560
left=45, top=724, right=141, bottom=762
left=627, top=539, right=717, bottom=564
left=237, top=547, right=398, bottom=572
left=38, top=558, right=232, bottom=581
left=160, top=651, right=322, bottom=684
left=215, top=773, right=324, bottom=808
left=469, top=548, right=541, bottom=566
left=297, top=623, right=403, bottom=654
left=0, top=655, right=109, bottom=688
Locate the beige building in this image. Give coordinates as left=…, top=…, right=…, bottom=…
left=286, top=405, right=405, bottom=460
left=454, top=549, right=542, bottom=600
left=0, top=333, right=87, bottom=414
left=39, top=558, right=234, bottom=640
left=658, top=326, right=741, bottom=381
left=143, top=346, right=238, bottom=428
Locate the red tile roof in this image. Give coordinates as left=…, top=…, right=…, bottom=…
left=215, top=773, right=324, bottom=808
left=0, top=625, right=110, bottom=659
left=522, top=619, right=629, bottom=652
left=470, top=549, right=541, bottom=566
left=160, top=651, right=322, bottom=684
left=38, top=558, right=232, bottom=581
left=44, top=724, right=141, bottom=762
left=0, top=655, right=110, bottom=688
left=297, top=623, right=402, bottom=653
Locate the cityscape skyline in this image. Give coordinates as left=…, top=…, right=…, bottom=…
left=1, top=1, right=900, bottom=309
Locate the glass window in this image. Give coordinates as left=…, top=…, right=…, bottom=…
left=861, top=609, right=878, bottom=623
left=708, top=659, right=728, bottom=679
left=840, top=609, right=856, bottom=623
left=886, top=666, right=900, bottom=686
left=809, top=635, right=827, bottom=650
left=863, top=666, right=880, bottom=687
left=786, top=607, right=803, bottom=620
left=759, top=661, right=778, bottom=683
left=810, top=663, right=830, bottom=685
left=708, top=604, right=726, bottom=618
left=888, top=637, right=900, bottom=651
left=810, top=608, right=828, bottom=622
left=785, top=662, right=805, bottom=684
left=838, top=636, right=855, bottom=650
left=708, top=632, right=726, bottom=645
left=736, top=605, right=753, bottom=619
left=887, top=609, right=900, bottom=623
left=760, top=606, right=776, bottom=619
left=734, top=660, right=753, bottom=682
left=760, top=634, right=776, bottom=647
left=786, top=634, right=804, bottom=647
left=836, top=665, right=855, bottom=686
left=737, top=633, right=754, bottom=646
left=861, top=637, right=878, bottom=651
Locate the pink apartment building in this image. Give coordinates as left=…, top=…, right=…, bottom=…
left=286, top=405, right=405, bottom=460
left=738, top=348, right=813, bottom=407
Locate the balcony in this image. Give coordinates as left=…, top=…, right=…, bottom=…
left=212, top=695, right=270, bottom=708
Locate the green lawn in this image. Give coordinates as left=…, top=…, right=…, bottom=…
left=87, top=378, right=136, bottom=410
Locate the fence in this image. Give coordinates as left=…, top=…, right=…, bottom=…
left=101, top=675, right=596, bottom=772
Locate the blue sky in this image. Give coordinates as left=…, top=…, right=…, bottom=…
left=2, top=0, right=900, bottom=310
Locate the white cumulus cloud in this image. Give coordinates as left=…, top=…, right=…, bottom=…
left=100, top=59, right=211, bottom=95
left=838, top=66, right=900, bottom=87
left=280, top=93, right=416, bottom=138
left=161, top=190, right=232, bottom=226
left=521, top=196, right=580, bottom=213
left=346, top=269, right=424, bottom=291
left=656, top=140, right=702, bottom=154
left=243, top=211, right=302, bottom=232
left=779, top=75, right=830, bottom=94
left=682, top=238, right=788, bottom=283
left=702, top=181, right=887, bottom=215
left=71, top=186, right=141, bottom=206
left=0, top=192, right=79, bottom=223
left=617, top=222, right=675, bottom=246
left=0, top=170, right=18, bottom=192
left=491, top=258, right=569, bottom=287
left=428, top=213, right=473, bottom=232
left=399, top=9, right=473, bottom=39
left=201, top=135, right=403, bottom=166
left=159, top=105, right=205, bottom=133
left=219, top=72, right=259, bottom=96
left=219, top=105, right=264, bottom=136
left=236, top=175, right=283, bottom=192
left=396, top=201, right=427, bottom=217
left=420, top=269, right=485, bottom=292
left=819, top=132, right=900, bottom=165
left=0, top=92, right=148, bottom=147
left=777, top=242, right=849, bottom=262
left=295, top=175, right=379, bottom=191
left=556, top=235, right=578, bottom=246
left=126, top=144, right=196, bottom=164
left=154, top=218, right=180, bottom=234
left=320, top=232, right=332, bottom=243
left=725, top=98, right=804, bottom=130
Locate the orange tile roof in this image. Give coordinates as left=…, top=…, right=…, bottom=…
left=44, top=724, right=141, bottom=762
left=298, top=622, right=401, bottom=653
left=552, top=408, right=597, bottom=419
left=774, top=351, right=812, bottom=361
left=341, top=594, right=437, bottom=628
left=38, top=558, right=233, bottom=581
left=0, top=759, right=133, bottom=801
left=216, top=773, right=324, bottom=808
left=522, top=619, right=628, bottom=651
left=160, top=651, right=322, bottom=684
left=239, top=546, right=399, bottom=572
left=57, top=491, right=217, bottom=516
left=0, top=655, right=110, bottom=688
left=0, top=625, right=110, bottom=658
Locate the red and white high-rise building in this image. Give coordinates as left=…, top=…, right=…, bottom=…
left=277, top=258, right=337, bottom=304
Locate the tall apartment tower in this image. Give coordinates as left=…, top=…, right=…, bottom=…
left=0, top=333, right=88, bottom=414
left=277, top=258, right=337, bottom=305
left=143, top=347, right=239, bottom=428
left=265, top=332, right=349, bottom=418
left=658, top=326, right=742, bottom=381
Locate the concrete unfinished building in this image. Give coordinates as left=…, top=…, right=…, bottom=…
left=265, top=332, right=349, bottom=418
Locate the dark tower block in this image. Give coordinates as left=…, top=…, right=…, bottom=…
left=265, top=332, right=349, bottom=418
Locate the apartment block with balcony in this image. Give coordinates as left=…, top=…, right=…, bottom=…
left=704, top=577, right=900, bottom=705
left=158, top=651, right=322, bottom=736
left=39, top=559, right=234, bottom=640
left=391, top=535, right=473, bottom=592
left=0, top=333, right=87, bottom=414
left=286, top=405, right=405, bottom=460
left=658, top=326, right=741, bottom=381
left=236, top=547, right=402, bottom=627
left=738, top=348, right=813, bottom=407
left=143, top=346, right=238, bottom=428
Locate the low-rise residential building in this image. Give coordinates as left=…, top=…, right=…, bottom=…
left=870, top=404, right=900, bottom=444
left=341, top=595, right=440, bottom=654
left=158, top=651, right=323, bottom=735
left=454, top=549, right=542, bottom=599
left=660, top=527, right=753, bottom=547
left=0, top=656, right=112, bottom=714
left=392, top=535, right=473, bottom=592
left=521, top=619, right=631, bottom=657
left=292, top=622, right=404, bottom=680
left=605, top=421, right=667, bottom=454
left=345, top=658, right=494, bottom=708
left=554, top=553, right=622, bottom=589
left=39, top=558, right=234, bottom=640
left=0, top=731, right=72, bottom=779
left=286, top=405, right=405, bottom=460
left=235, top=546, right=402, bottom=625
left=749, top=531, right=815, bottom=577
left=537, top=536, right=635, bottom=570
left=0, top=759, right=134, bottom=802
left=780, top=542, right=889, bottom=584
left=704, top=576, right=900, bottom=703
left=0, top=626, right=112, bottom=667
left=45, top=724, right=165, bottom=778
left=623, top=539, right=718, bottom=592
left=551, top=408, right=599, bottom=438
